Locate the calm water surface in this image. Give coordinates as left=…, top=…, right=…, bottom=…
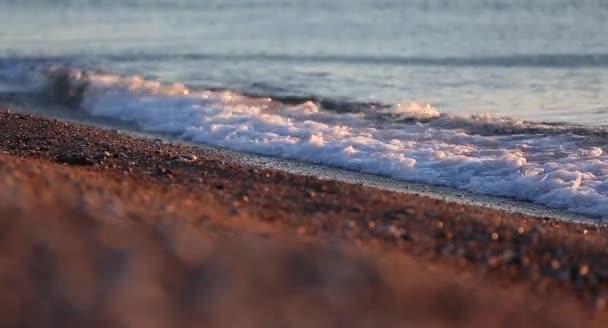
left=1, top=0, right=607, bottom=124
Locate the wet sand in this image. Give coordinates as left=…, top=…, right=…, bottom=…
left=1, top=108, right=608, bottom=327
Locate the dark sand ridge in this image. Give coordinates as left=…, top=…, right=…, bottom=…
left=2, top=108, right=608, bottom=327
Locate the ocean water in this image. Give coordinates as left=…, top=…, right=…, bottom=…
left=2, top=0, right=608, bottom=218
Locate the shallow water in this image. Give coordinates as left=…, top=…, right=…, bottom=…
left=2, top=0, right=608, bottom=218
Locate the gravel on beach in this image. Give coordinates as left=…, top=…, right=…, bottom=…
left=1, top=108, right=608, bottom=327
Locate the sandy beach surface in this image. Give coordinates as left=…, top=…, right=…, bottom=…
left=2, top=108, right=608, bottom=327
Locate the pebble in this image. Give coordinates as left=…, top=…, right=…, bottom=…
left=388, top=225, right=405, bottom=239
left=56, top=153, right=95, bottom=166
left=179, top=154, right=198, bottom=162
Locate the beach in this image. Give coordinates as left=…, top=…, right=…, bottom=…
left=2, top=108, right=608, bottom=327
left=2, top=1, right=608, bottom=326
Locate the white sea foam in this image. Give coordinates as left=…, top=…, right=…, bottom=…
left=387, top=102, right=441, bottom=120
left=4, top=66, right=608, bottom=219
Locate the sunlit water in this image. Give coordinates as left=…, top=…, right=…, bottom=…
left=2, top=0, right=608, bottom=218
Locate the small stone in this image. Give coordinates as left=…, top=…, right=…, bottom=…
left=156, top=167, right=171, bottom=176
left=177, top=154, right=198, bottom=162
left=388, top=225, right=399, bottom=236
left=56, top=153, right=95, bottom=166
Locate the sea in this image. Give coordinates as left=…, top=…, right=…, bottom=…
left=1, top=0, right=608, bottom=218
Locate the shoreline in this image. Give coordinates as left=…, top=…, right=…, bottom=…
left=2, top=108, right=608, bottom=326
left=4, top=100, right=598, bottom=224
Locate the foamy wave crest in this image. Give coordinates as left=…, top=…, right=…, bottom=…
left=5, top=65, right=608, bottom=218
left=385, top=102, right=441, bottom=121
